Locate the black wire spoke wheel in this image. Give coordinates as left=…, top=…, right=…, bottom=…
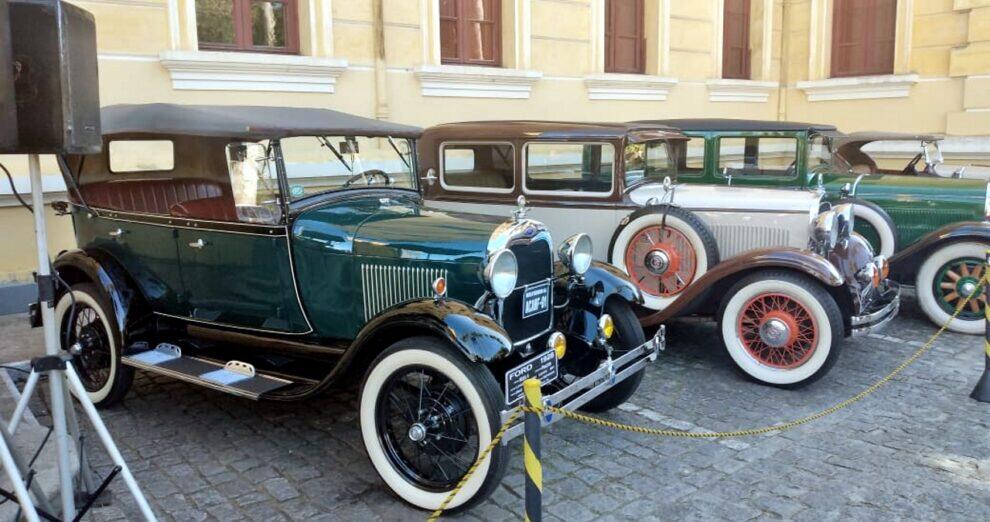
left=63, top=303, right=113, bottom=393
left=375, top=365, right=479, bottom=491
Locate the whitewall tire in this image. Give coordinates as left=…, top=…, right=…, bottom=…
left=359, top=337, right=506, bottom=512
left=916, top=241, right=988, bottom=335
left=54, top=283, right=133, bottom=406
left=718, top=272, right=843, bottom=387
left=610, top=206, right=719, bottom=311
left=845, top=198, right=898, bottom=258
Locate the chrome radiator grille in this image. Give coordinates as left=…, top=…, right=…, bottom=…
left=361, top=264, right=447, bottom=321
left=709, top=224, right=791, bottom=259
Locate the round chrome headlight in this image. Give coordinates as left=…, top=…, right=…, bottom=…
left=833, top=203, right=854, bottom=238
left=559, top=233, right=594, bottom=276
left=484, top=248, right=518, bottom=299
left=814, top=210, right=839, bottom=249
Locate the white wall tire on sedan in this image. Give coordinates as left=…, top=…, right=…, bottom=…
left=718, top=272, right=844, bottom=387
left=610, top=206, right=718, bottom=311
left=916, top=241, right=988, bottom=335
left=359, top=337, right=506, bottom=513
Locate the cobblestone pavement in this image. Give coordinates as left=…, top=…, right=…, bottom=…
left=3, top=291, right=989, bottom=521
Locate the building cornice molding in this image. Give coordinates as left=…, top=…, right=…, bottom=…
left=159, top=50, right=348, bottom=93
left=412, top=64, right=542, bottom=99
left=705, top=79, right=778, bottom=103
left=583, top=73, right=678, bottom=101
left=796, top=74, right=920, bottom=102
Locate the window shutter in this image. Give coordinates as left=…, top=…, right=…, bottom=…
left=721, top=0, right=751, bottom=80
left=831, top=0, right=896, bottom=78
left=440, top=0, right=502, bottom=66
left=605, top=0, right=645, bottom=74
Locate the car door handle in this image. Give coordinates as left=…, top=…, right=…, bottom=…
left=187, top=239, right=206, bottom=249
left=108, top=228, right=124, bottom=239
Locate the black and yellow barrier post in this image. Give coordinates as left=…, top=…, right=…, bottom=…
left=971, top=251, right=990, bottom=402
left=523, top=378, right=543, bottom=522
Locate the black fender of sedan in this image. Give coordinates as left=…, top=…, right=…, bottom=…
left=51, top=249, right=152, bottom=343
left=888, top=221, right=990, bottom=282
left=554, top=261, right=642, bottom=345
left=639, top=247, right=847, bottom=327
left=334, top=298, right=515, bottom=382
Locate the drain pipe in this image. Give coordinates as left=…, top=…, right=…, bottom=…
left=776, top=0, right=790, bottom=122
left=372, top=0, right=390, bottom=121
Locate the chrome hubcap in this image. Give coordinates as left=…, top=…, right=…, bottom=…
left=759, top=318, right=791, bottom=348
left=407, top=423, right=427, bottom=442
left=960, top=280, right=978, bottom=297
left=645, top=250, right=671, bottom=275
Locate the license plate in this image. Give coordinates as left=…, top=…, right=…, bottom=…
left=504, top=349, right=558, bottom=405
left=522, top=281, right=551, bottom=319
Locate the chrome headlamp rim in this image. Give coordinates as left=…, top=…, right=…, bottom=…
left=813, top=209, right=839, bottom=249
left=833, top=203, right=854, bottom=239
left=559, top=233, right=594, bottom=276
left=484, top=248, right=518, bottom=299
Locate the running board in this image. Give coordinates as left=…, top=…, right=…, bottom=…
left=122, top=344, right=292, bottom=400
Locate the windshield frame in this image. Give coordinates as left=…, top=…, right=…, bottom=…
left=622, top=138, right=680, bottom=192
left=273, top=135, right=420, bottom=210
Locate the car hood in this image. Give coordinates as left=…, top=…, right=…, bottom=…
left=352, top=194, right=505, bottom=262
left=629, top=183, right=822, bottom=214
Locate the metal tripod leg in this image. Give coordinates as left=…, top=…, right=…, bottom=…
left=0, top=417, right=53, bottom=522
left=62, top=364, right=156, bottom=521
left=61, top=380, right=99, bottom=496
left=7, top=369, right=39, bottom=434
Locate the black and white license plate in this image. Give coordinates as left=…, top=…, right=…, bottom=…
left=521, top=281, right=551, bottom=319
left=504, top=349, right=558, bottom=405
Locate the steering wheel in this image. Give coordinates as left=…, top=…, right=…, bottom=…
left=342, top=169, right=392, bottom=187
left=902, top=153, right=923, bottom=175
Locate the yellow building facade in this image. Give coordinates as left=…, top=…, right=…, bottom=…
left=0, top=0, right=988, bottom=284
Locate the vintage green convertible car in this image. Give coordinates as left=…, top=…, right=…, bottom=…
left=644, top=118, right=990, bottom=334
left=49, top=104, right=663, bottom=512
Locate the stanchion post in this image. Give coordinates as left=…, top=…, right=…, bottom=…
left=523, top=378, right=542, bottom=522
left=971, top=250, right=990, bottom=402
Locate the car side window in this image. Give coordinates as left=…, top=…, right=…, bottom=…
left=441, top=143, right=515, bottom=192
left=718, top=137, right=798, bottom=178
left=671, top=137, right=706, bottom=177
left=524, top=142, right=614, bottom=195
left=224, top=142, right=283, bottom=225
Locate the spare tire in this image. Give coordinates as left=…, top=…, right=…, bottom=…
left=608, top=204, right=720, bottom=311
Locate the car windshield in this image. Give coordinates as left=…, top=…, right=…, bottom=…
left=278, top=135, right=416, bottom=201
left=623, top=140, right=676, bottom=186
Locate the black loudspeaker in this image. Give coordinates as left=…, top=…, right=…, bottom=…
left=7, top=0, right=100, bottom=154
left=0, top=1, right=18, bottom=151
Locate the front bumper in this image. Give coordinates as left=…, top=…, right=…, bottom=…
left=850, top=281, right=900, bottom=336
left=500, top=326, right=665, bottom=442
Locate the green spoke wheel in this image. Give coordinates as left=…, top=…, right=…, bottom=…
left=933, top=257, right=986, bottom=320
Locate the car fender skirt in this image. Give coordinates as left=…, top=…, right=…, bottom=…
left=350, top=299, right=514, bottom=363
left=888, top=221, right=990, bottom=282
left=639, top=248, right=844, bottom=326
left=52, top=249, right=144, bottom=338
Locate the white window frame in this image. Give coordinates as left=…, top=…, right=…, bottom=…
left=439, top=141, right=517, bottom=194
left=522, top=141, right=616, bottom=199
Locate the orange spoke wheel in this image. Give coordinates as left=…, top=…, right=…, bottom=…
left=737, top=293, right=818, bottom=369
left=624, top=225, right=697, bottom=298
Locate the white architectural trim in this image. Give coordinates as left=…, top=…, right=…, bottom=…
left=413, top=64, right=542, bottom=99
left=159, top=50, right=348, bottom=93
left=706, top=79, right=778, bottom=103
left=796, top=74, right=919, bottom=102
left=584, top=73, right=678, bottom=101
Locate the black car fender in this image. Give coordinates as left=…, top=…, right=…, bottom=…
left=52, top=249, right=149, bottom=341
left=888, top=221, right=990, bottom=282
left=342, top=298, right=514, bottom=374
left=554, top=261, right=641, bottom=345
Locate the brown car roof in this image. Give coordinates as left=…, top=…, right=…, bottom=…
left=421, top=120, right=686, bottom=141
left=640, top=118, right=838, bottom=133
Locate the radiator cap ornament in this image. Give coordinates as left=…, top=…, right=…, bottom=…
left=513, top=195, right=529, bottom=222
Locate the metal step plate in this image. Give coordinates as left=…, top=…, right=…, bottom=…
left=123, top=344, right=292, bottom=400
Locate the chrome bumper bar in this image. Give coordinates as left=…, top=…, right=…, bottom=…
left=500, top=326, right=665, bottom=442
left=850, top=284, right=900, bottom=336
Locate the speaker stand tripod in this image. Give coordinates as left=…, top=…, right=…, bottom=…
left=0, top=154, right=155, bottom=521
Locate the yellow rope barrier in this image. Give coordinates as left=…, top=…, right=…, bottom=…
left=427, top=277, right=984, bottom=520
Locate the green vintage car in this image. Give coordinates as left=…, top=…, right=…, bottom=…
left=641, top=118, right=990, bottom=334
left=49, top=104, right=662, bottom=512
